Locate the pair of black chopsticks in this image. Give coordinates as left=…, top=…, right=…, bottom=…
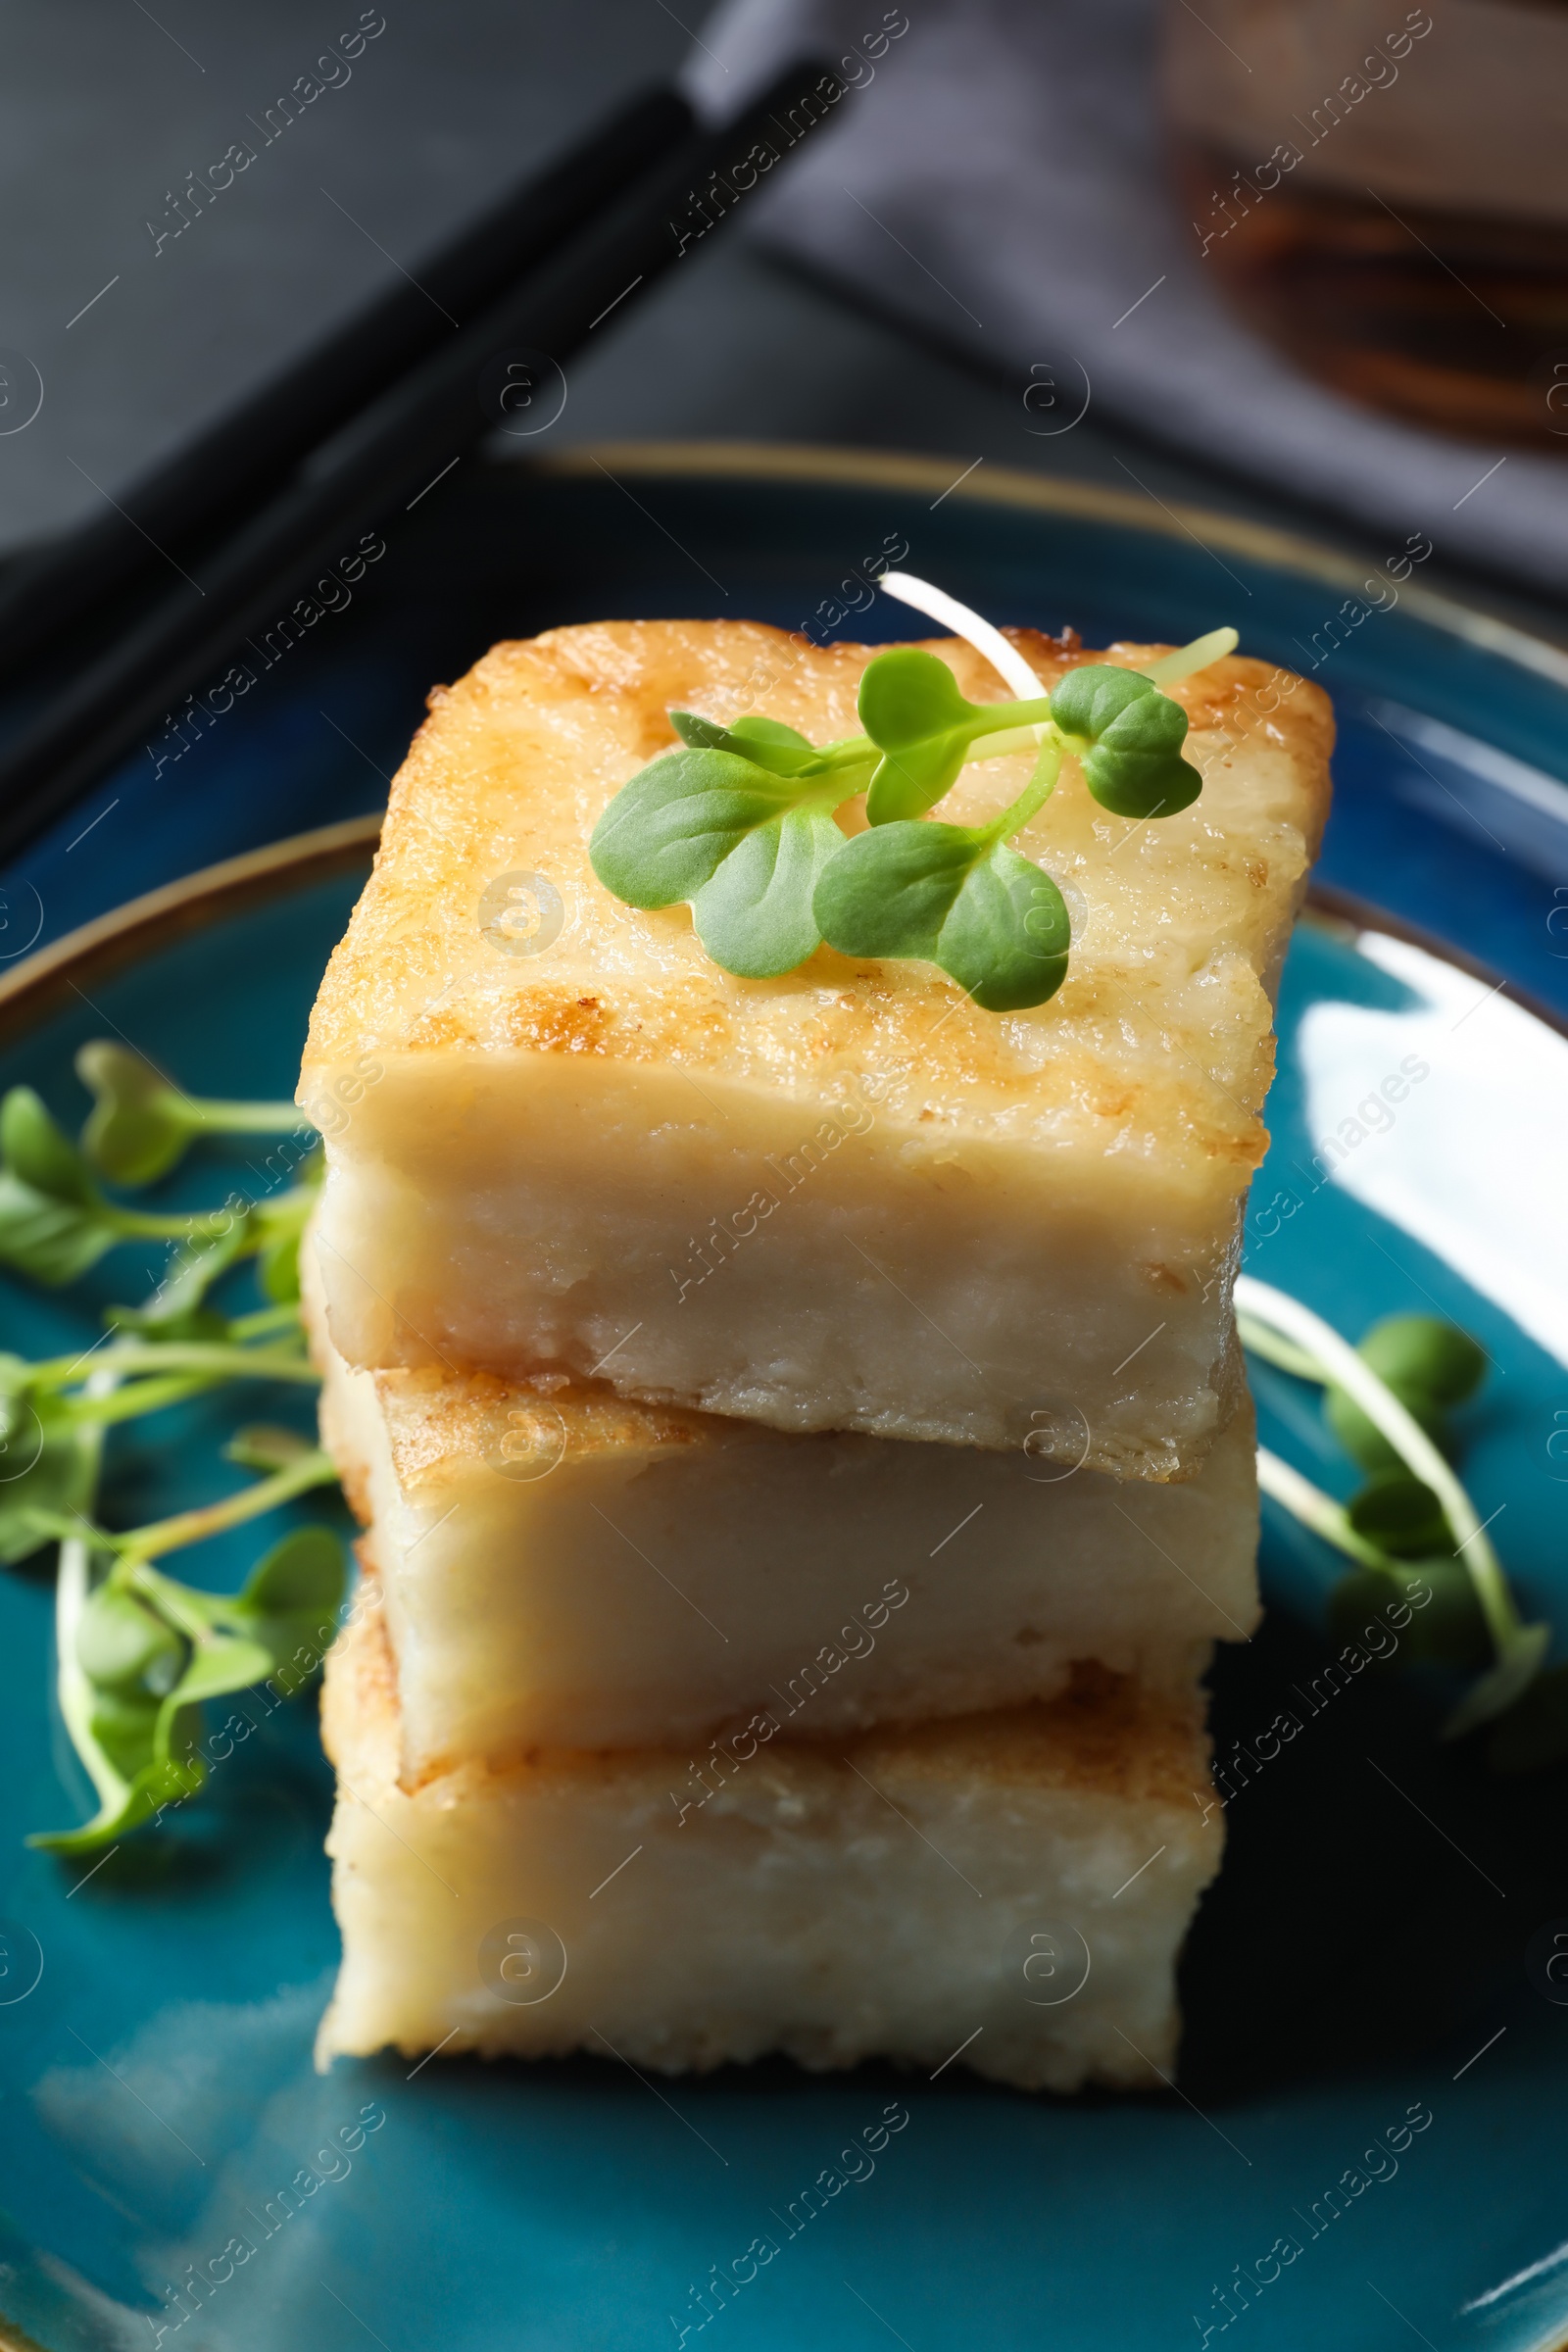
left=0, top=60, right=838, bottom=867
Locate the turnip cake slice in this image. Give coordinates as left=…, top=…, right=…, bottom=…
left=316, top=1606, right=1224, bottom=2091
left=301, top=620, right=1330, bottom=1476
left=307, top=1249, right=1257, bottom=1773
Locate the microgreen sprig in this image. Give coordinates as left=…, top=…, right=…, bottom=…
left=36, top=1489, right=343, bottom=1855
left=590, top=715, right=878, bottom=979
left=0, top=1078, right=318, bottom=1295
left=0, top=1047, right=345, bottom=1854
left=77, top=1042, right=313, bottom=1185
left=588, top=574, right=1238, bottom=1008
left=1237, top=1276, right=1550, bottom=1746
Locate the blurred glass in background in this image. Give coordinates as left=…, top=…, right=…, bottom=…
left=1163, top=0, right=1568, bottom=447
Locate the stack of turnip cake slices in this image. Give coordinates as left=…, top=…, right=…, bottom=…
left=301, top=616, right=1330, bottom=2092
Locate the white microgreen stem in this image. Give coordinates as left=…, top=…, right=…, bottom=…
left=1255, top=1446, right=1389, bottom=1569
left=1235, top=1312, right=1332, bottom=1385
left=1236, top=1274, right=1524, bottom=1658
left=1141, top=627, right=1240, bottom=688
left=878, top=571, right=1050, bottom=706
left=54, top=1370, right=122, bottom=1813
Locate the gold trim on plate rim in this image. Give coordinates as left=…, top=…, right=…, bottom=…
left=0, top=813, right=381, bottom=1037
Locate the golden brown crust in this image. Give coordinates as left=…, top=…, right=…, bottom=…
left=302, top=621, right=1332, bottom=1184
left=369, top=1363, right=712, bottom=1491
left=325, top=1609, right=1209, bottom=1809
left=860, top=1658, right=1210, bottom=1806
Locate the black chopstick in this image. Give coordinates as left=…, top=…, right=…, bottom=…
left=0, top=84, right=693, bottom=677
left=0, top=58, right=841, bottom=869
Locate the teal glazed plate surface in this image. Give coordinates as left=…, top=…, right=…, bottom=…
left=1, top=448, right=1567, bottom=2352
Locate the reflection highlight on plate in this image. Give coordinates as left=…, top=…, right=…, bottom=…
left=1296, top=927, right=1568, bottom=1372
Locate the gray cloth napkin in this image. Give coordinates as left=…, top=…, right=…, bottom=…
left=682, top=0, right=1568, bottom=596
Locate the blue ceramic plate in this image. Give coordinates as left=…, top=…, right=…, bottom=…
left=2, top=448, right=1567, bottom=2352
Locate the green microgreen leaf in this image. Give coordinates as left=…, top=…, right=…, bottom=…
left=2, top=1038, right=344, bottom=1858
left=813, top=821, right=1070, bottom=1012
left=1358, top=1314, right=1488, bottom=1407
left=0, top=1171, right=120, bottom=1286
left=30, top=1522, right=205, bottom=1853
left=0, top=1084, right=277, bottom=1287
left=76, top=1046, right=193, bottom=1186
left=1241, top=1276, right=1548, bottom=1746
left=589, top=744, right=872, bottom=980
left=86, top=1687, right=167, bottom=1783
left=29, top=1520, right=344, bottom=1853
left=668, top=711, right=823, bottom=775
left=1322, top=1314, right=1485, bottom=1472
left=922, top=842, right=1070, bottom=1013
left=856, top=648, right=1057, bottom=826
left=0, top=1404, right=97, bottom=1567
left=590, top=749, right=809, bottom=908
left=3, top=1089, right=96, bottom=1205
left=691, top=802, right=848, bottom=978
left=587, top=586, right=1230, bottom=1001
left=0, top=1093, right=120, bottom=1283
left=75, top=1042, right=312, bottom=1187
left=1325, top=1380, right=1450, bottom=1475
left=859, top=648, right=999, bottom=822
left=1346, top=1472, right=1450, bottom=1559
left=1048, top=665, right=1202, bottom=820
left=152, top=1633, right=274, bottom=1765
left=233, top=1525, right=344, bottom=1618
left=75, top=1581, right=184, bottom=1696
left=223, top=1526, right=346, bottom=1693
left=28, top=1753, right=205, bottom=1854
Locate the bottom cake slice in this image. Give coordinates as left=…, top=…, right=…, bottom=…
left=317, top=1604, right=1223, bottom=2092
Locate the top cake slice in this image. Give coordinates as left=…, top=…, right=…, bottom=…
left=302, top=619, right=1330, bottom=1475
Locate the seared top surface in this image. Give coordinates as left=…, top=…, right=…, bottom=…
left=303, top=620, right=1331, bottom=1176
left=373, top=1361, right=724, bottom=1489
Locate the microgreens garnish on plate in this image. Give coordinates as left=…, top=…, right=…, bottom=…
left=0, top=1047, right=343, bottom=1854
left=0, top=1047, right=314, bottom=1292
left=589, top=573, right=1238, bottom=1009
left=1238, top=1275, right=1562, bottom=1768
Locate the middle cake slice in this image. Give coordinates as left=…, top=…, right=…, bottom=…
left=310, top=1272, right=1258, bottom=1780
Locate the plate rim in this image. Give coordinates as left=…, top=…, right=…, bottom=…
left=533, top=438, right=1568, bottom=689
left=1, top=453, right=1565, bottom=2352
left=0, top=811, right=380, bottom=1037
